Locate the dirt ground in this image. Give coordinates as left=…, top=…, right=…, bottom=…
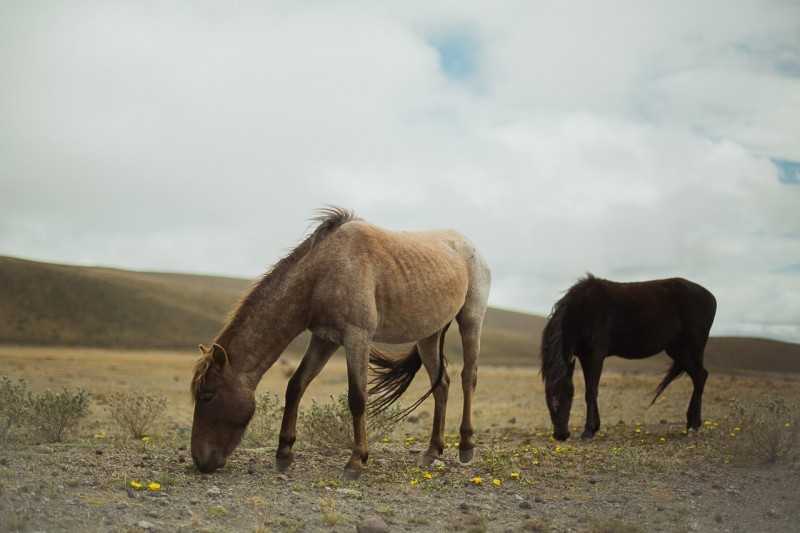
left=1, top=347, right=799, bottom=532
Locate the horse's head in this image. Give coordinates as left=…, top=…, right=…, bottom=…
left=190, top=344, right=256, bottom=473
left=544, top=358, right=575, bottom=441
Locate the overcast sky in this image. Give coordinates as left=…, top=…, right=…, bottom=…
left=1, top=1, right=798, bottom=343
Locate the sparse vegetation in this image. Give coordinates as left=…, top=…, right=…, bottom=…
left=242, top=391, right=283, bottom=447
left=721, top=397, right=799, bottom=464
left=319, top=496, right=339, bottom=526
left=106, top=391, right=168, bottom=439
left=1, top=347, right=799, bottom=532
left=298, top=392, right=404, bottom=449
left=208, top=505, right=230, bottom=518
left=27, top=387, right=90, bottom=443
left=0, top=376, right=29, bottom=443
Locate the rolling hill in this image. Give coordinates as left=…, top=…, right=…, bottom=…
left=1, top=255, right=798, bottom=374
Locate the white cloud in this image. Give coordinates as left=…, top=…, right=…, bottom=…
left=1, top=0, right=798, bottom=342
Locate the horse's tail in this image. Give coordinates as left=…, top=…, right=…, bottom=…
left=368, top=322, right=451, bottom=421
left=540, top=291, right=576, bottom=396
left=651, top=362, right=685, bottom=405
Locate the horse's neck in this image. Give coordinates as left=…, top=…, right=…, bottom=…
left=218, top=271, right=312, bottom=387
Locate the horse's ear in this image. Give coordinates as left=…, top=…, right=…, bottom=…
left=210, top=343, right=229, bottom=369
left=199, top=344, right=210, bottom=354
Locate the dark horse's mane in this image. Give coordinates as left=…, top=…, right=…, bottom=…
left=191, top=206, right=358, bottom=397
left=539, top=273, right=596, bottom=394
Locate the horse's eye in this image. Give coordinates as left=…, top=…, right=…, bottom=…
left=199, top=392, right=214, bottom=403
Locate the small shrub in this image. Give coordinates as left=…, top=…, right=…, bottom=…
left=243, top=391, right=283, bottom=447
left=299, top=392, right=403, bottom=450
left=28, top=388, right=90, bottom=443
left=107, top=392, right=168, bottom=439
left=723, top=398, right=799, bottom=464
left=0, top=377, right=30, bottom=443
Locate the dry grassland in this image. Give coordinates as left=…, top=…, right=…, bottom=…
left=1, top=346, right=799, bottom=532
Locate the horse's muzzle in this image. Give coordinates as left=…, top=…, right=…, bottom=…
left=192, top=450, right=227, bottom=473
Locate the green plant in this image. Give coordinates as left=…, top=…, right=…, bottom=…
left=298, top=393, right=404, bottom=450
left=243, top=391, right=283, bottom=447
left=0, top=377, right=30, bottom=443
left=28, top=388, right=90, bottom=443
left=106, top=391, right=168, bottom=439
left=208, top=505, right=230, bottom=518
left=723, top=398, right=799, bottom=464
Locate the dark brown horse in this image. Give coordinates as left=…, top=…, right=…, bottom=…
left=190, top=207, right=491, bottom=479
left=540, top=274, right=716, bottom=441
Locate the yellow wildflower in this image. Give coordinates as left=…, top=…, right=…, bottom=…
left=130, top=481, right=142, bottom=489
left=423, top=472, right=433, bottom=479
left=409, top=478, right=419, bottom=485
left=471, top=477, right=482, bottom=485
left=492, top=478, right=501, bottom=486
left=148, top=482, right=161, bottom=491
left=141, top=436, right=150, bottom=442
left=532, top=460, right=540, bottom=466
left=785, top=422, right=792, bottom=429
left=659, top=437, right=666, bottom=443
left=382, top=437, right=390, bottom=443
left=510, top=472, right=520, bottom=479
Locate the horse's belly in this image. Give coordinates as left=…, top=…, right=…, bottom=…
left=372, top=279, right=467, bottom=344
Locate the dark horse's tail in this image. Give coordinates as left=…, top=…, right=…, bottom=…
left=367, top=322, right=451, bottom=421
left=651, top=363, right=685, bottom=405
left=540, top=288, right=577, bottom=396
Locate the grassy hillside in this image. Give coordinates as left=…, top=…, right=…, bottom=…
left=1, top=256, right=798, bottom=374
left=0, top=256, right=249, bottom=348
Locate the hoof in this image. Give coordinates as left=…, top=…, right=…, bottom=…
left=459, top=448, right=474, bottom=463
left=580, top=429, right=595, bottom=439
left=419, top=455, right=436, bottom=467
left=686, top=428, right=699, bottom=439
left=275, top=454, right=294, bottom=472
left=341, top=468, right=362, bottom=481
left=553, top=431, right=570, bottom=441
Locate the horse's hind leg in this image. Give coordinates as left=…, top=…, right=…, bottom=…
left=456, top=313, right=483, bottom=463
left=417, top=332, right=450, bottom=465
left=276, top=335, right=338, bottom=471
left=667, top=343, right=708, bottom=433
left=684, top=358, right=708, bottom=432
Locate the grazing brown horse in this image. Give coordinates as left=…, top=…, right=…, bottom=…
left=190, top=207, right=491, bottom=479
left=540, top=274, right=716, bottom=441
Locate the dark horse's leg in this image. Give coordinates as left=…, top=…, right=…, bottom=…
left=276, top=335, right=339, bottom=471
left=666, top=344, right=708, bottom=432
left=579, top=354, right=605, bottom=439
left=418, top=331, right=450, bottom=465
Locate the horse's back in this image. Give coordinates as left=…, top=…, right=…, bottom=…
left=307, top=220, right=489, bottom=343
left=572, top=276, right=716, bottom=358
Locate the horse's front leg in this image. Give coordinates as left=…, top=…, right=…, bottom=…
left=418, top=332, right=450, bottom=465
left=580, top=355, right=604, bottom=439
left=342, top=335, right=371, bottom=480
left=276, top=335, right=338, bottom=471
